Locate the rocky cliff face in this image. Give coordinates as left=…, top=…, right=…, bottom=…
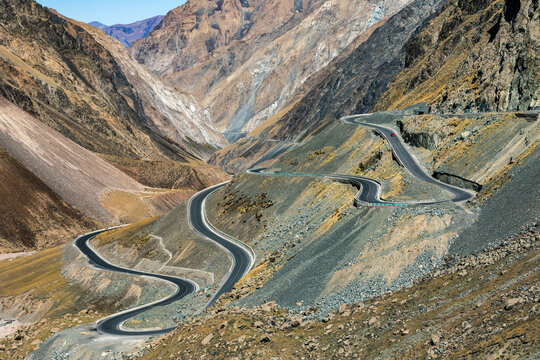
left=130, top=0, right=413, bottom=140
left=80, top=21, right=228, bottom=157
left=375, top=0, right=540, bottom=112
left=88, top=16, right=164, bottom=47
left=0, top=0, right=226, bottom=163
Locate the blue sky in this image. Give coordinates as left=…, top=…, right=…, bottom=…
left=36, top=0, right=186, bottom=26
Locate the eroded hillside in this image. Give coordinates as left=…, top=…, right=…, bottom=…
left=52, top=109, right=539, bottom=359
left=1, top=0, right=538, bottom=358
left=134, top=225, right=539, bottom=359
left=209, top=0, right=446, bottom=171
left=0, top=97, right=146, bottom=223
left=203, top=110, right=538, bottom=310
left=130, top=0, right=413, bottom=139
left=0, top=145, right=97, bottom=252
left=211, top=0, right=540, bottom=173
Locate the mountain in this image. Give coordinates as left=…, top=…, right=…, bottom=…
left=210, top=0, right=446, bottom=171
left=211, top=0, right=540, bottom=172
left=1, top=0, right=539, bottom=358
left=117, top=1, right=539, bottom=356
left=0, top=0, right=229, bottom=251
left=0, top=143, right=97, bottom=253
left=88, top=15, right=164, bottom=47
left=87, top=21, right=107, bottom=30
left=0, top=96, right=146, bottom=223
left=130, top=0, right=413, bottom=141
left=374, top=0, right=540, bottom=112
left=0, top=1, right=227, bottom=161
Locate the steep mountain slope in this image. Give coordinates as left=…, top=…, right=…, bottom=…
left=101, top=0, right=538, bottom=331
left=4, top=0, right=538, bottom=357
left=88, top=16, right=164, bottom=47
left=0, top=96, right=146, bottom=223
left=210, top=0, right=445, bottom=171
left=211, top=0, right=540, bottom=172
left=0, top=0, right=230, bottom=252
left=0, top=145, right=97, bottom=253
left=130, top=0, right=413, bottom=140
left=0, top=0, right=227, bottom=165
left=374, top=0, right=540, bottom=112
left=0, top=95, right=218, bottom=238
left=78, top=20, right=228, bottom=157
left=130, top=0, right=319, bottom=77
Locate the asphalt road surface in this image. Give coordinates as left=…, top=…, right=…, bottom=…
left=248, top=115, right=475, bottom=206
left=188, top=182, right=255, bottom=307
left=342, top=115, right=475, bottom=203
left=249, top=169, right=442, bottom=206
left=75, top=113, right=472, bottom=337
left=75, top=182, right=254, bottom=336
left=75, top=230, right=196, bottom=336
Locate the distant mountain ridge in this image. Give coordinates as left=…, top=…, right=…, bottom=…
left=88, top=15, right=164, bottom=47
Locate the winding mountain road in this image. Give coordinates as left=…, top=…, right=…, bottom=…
left=188, top=182, right=255, bottom=307
left=248, top=116, right=475, bottom=206
left=75, top=231, right=197, bottom=336
left=75, top=182, right=254, bottom=336
left=75, top=112, right=473, bottom=337
left=248, top=168, right=429, bottom=206
left=342, top=115, right=475, bottom=202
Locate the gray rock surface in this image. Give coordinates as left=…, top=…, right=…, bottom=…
left=449, top=146, right=540, bottom=256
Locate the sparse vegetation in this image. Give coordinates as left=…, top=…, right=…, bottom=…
left=134, top=227, right=539, bottom=359
left=100, top=155, right=229, bottom=191
left=93, top=216, right=162, bottom=248
left=0, top=247, right=106, bottom=359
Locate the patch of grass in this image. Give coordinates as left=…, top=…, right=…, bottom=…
left=93, top=215, right=162, bottom=248
left=101, top=191, right=152, bottom=223
left=0, top=246, right=67, bottom=298
left=0, top=245, right=102, bottom=321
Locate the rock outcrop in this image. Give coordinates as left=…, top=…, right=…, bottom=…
left=432, top=171, right=483, bottom=192
left=130, top=0, right=414, bottom=140
left=375, top=0, right=540, bottom=113
left=88, top=16, right=164, bottom=47
left=397, top=119, right=441, bottom=150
